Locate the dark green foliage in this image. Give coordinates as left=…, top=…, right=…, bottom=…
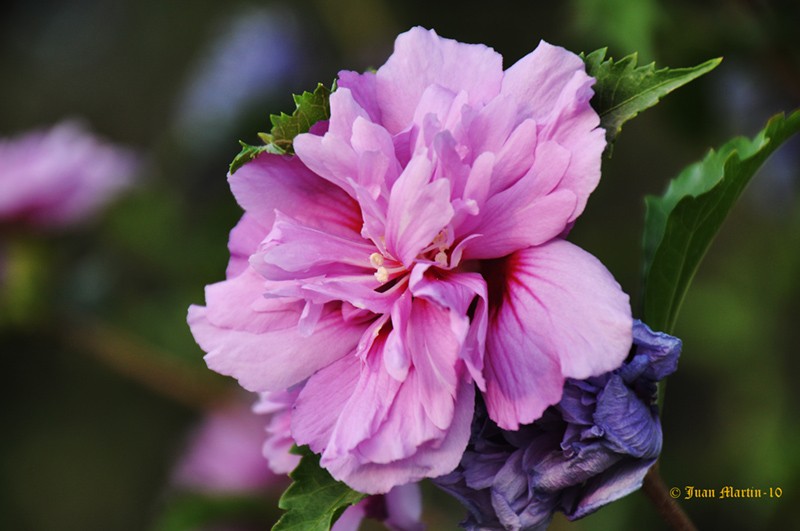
left=642, top=110, right=800, bottom=333
left=229, top=83, right=333, bottom=174
left=583, top=49, right=721, bottom=145
left=272, top=446, right=367, bottom=531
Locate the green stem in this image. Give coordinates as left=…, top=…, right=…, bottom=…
left=63, top=319, right=233, bottom=410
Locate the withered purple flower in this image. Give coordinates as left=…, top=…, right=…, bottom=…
left=435, top=320, right=681, bottom=530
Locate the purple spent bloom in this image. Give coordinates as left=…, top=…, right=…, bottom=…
left=188, top=26, right=632, bottom=494
left=0, top=120, right=138, bottom=228
left=434, top=320, right=681, bottom=530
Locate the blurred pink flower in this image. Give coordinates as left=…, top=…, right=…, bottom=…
left=333, top=482, right=424, bottom=531
left=189, top=27, right=631, bottom=494
left=0, top=120, right=138, bottom=228
left=173, top=401, right=278, bottom=493
left=253, top=389, right=301, bottom=474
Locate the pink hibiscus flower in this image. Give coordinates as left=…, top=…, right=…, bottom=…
left=0, top=120, right=138, bottom=228
left=173, top=400, right=279, bottom=493
left=188, top=27, right=632, bottom=494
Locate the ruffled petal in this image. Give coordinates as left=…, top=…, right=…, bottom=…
left=337, top=69, right=382, bottom=124
left=251, top=211, right=374, bottom=278
left=405, top=298, right=466, bottom=429
left=203, top=267, right=302, bottom=333
left=564, top=459, right=654, bottom=520
left=409, top=266, right=488, bottom=390
left=459, top=141, right=578, bottom=260
left=331, top=503, right=366, bottom=531
left=501, top=40, right=589, bottom=125
left=226, top=214, right=270, bottom=278
left=323, top=333, right=404, bottom=459
left=229, top=153, right=361, bottom=236
left=325, top=380, right=475, bottom=494
left=461, top=189, right=576, bottom=261
left=501, top=41, right=605, bottom=220
left=375, top=27, right=503, bottom=134
left=291, top=352, right=362, bottom=454
left=594, top=375, right=662, bottom=459
left=190, top=301, right=366, bottom=392
left=385, top=154, right=454, bottom=266
left=253, top=389, right=301, bottom=474
left=292, top=341, right=475, bottom=494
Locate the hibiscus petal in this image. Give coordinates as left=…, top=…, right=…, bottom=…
left=291, top=88, right=372, bottom=197
left=293, top=133, right=359, bottom=198
left=488, top=118, right=539, bottom=195
left=385, top=154, right=454, bottom=266
left=203, top=266, right=303, bottom=335
left=466, top=94, right=523, bottom=161
left=532, top=442, right=623, bottom=492
left=375, top=27, right=503, bottom=134
left=405, top=298, right=465, bottom=429
left=331, top=503, right=366, bottom=531
left=229, top=153, right=360, bottom=236
left=538, top=73, right=605, bottom=221
left=351, top=116, right=401, bottom=191
left=501, top=40, right=588, bottom=124
left=484, top=240, right=632, bottom=429
left=565, top=459, right=654, bottom=520
left=501, top=41, right=605, bottom=220
left=594, top=375, right=662, bottom=459
left=384, top=290, right=412, bottom=381
left=252, top=211, right=374, bottom=276
left=338, top=69, right=382, bottom=124
left=324, top=333, right=403, bottom=459
left=409, top=265, right=488, bottom=390
left=191, top=302, right=366, bottom=392
left=324, top=380, right=475, bottom=494
left=291, top=352, right=362, bottom=454
left=226, top=214, right=269, bottom=278
left=385, top=483, right=424, bottom=531
left=462, top=189, right=577, bottom=261
left=253, top=389, right=301, bottom=474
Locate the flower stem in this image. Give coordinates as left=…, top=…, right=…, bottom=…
left=642, top=463, right=697, bottom=531
left=63, top=318, right=233, bottom=410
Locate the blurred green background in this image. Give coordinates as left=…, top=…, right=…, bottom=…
left=1, top=0, right=798, bottom=529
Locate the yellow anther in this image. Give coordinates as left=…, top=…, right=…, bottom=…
left=369, top=252, right=385, bottom=267
left=375, top=266, right=389, bottom=283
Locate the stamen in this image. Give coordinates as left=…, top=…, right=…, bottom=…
left=432, top=230, right=447, bottom=248
left=375, top=266, right=389, bottom=283
left=370, top=252, right=385, bottom=267
left=435, top=250, right=448, bottom=266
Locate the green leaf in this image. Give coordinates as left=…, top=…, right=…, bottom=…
left=583, top=49, right=721, bottom=145
left=229, top=82, right=333, bottom=174
left=642, top=110, right=800, bottom=333
left=272, top=446, right=367, bottom=531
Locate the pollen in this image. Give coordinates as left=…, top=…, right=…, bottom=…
left=370, top=252, right=385, bottom=267
left=432, top=230, right=447, bottom=248
left=375, top=266, right=389, bottom=283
